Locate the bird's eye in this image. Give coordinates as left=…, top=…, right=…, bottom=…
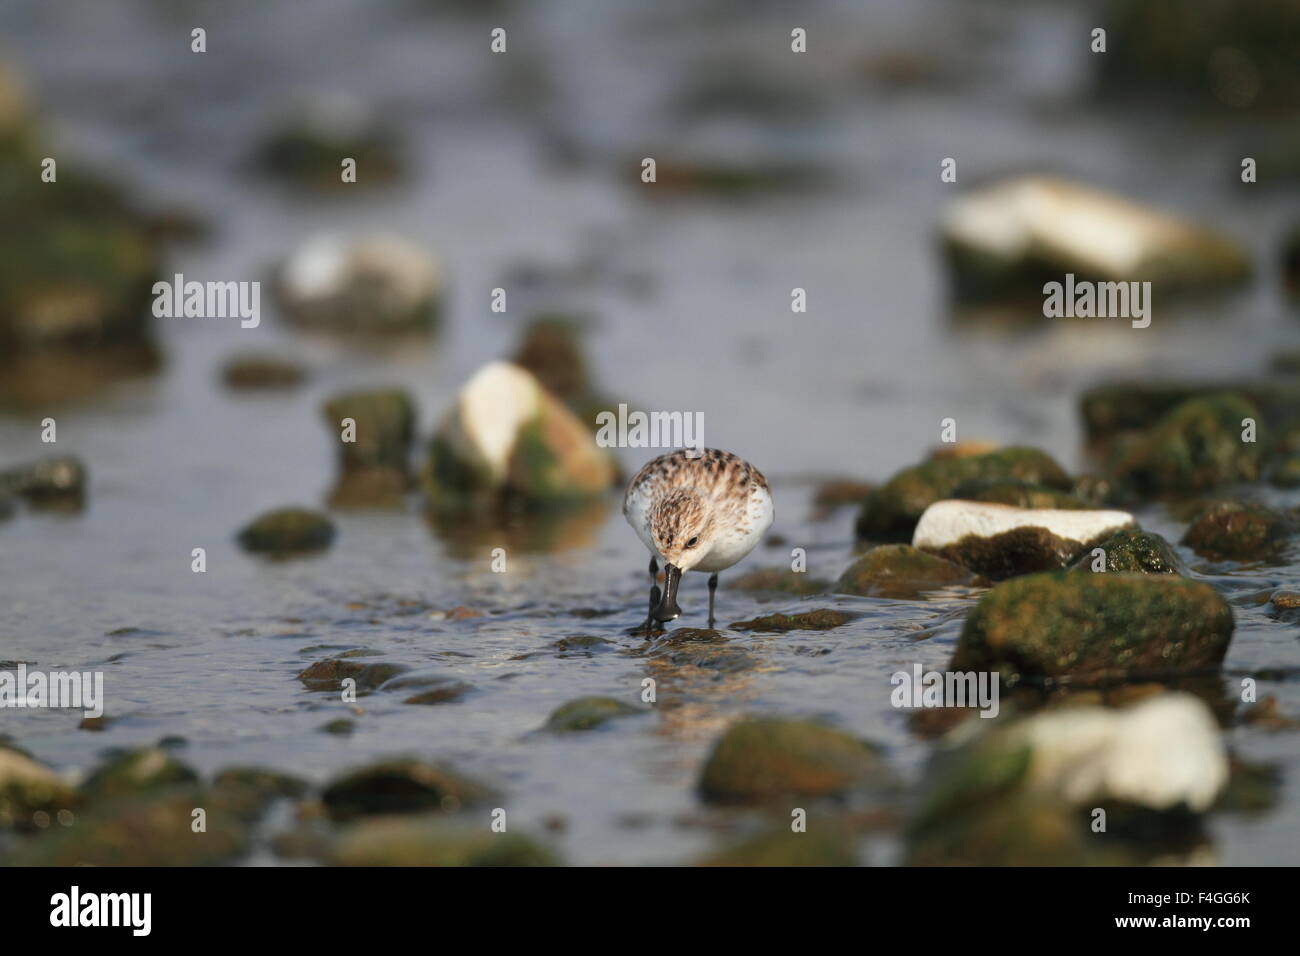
left=686, top=536, right=699, bottom=548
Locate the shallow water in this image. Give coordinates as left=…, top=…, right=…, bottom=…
left=1, top=0, right=1297, bottom=865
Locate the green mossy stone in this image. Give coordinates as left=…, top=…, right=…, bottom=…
left=1181, top=500, right=1289, bottom=561
left=80, top=748, right=200, bottom=805
left=329, top=815, right=559, bottom=866
left=855, top=447, right=1070, bottom=541
left=543, top=696, right=643, bottom=732
left=322, top=389, right=416, bottom=472
left=696, top=823, right=860, bottom=867
left=952, top=571, right=1234, bottom=685
left=237, top=507, right=335, bottom=555
left=1069, top=527, right=1183, bottom=574
left=729, top=609, right=851, bottom=632
left=836, top=544, right=974, bottom=598
left=698, top=718, right=883, bottom=805
left=1108, top=394, right=1262, bottom=494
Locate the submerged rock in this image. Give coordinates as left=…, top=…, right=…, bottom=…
left=942, top=176, right=1250, bottom=302
left=698, top=718, right=884, bottom=805
left=237, top=507, right=335, bottom=555
left=952, top=571, right=1234, bottom=685
left=423, top=361, right=616, bottom=512
left=695, top=821, right=860, bottom=867
left=856, top=446, right=1070, bottom=541
left=80, top=748, right=199, bottom=804
left=543, top=696, right=644, bottom=732
left=0, top=747, right=77, bottom=831
left=1109, top=394, right=1262, bottom=494
left=220, top=353, right=307, bottom=390
left=322, top=388, right=416, bottom=507
left=1181, top=500, right=1289, bottom=561
left=320, top=759, right=496, bottom=821
left=1069, top=527, right=1183, bottom=574
left=297, top=658, right=407, bottom=693
left=913, top=500, right=1135, bottom=580
left=329, top=815, right=558, bottom=866
left=729, top=609, right=851, bottom=632
left=274, top=234, right=441, bottom=334
left=9, top=787, right=250, bottom=866
left=835, top=544, right=974, bottom=598
left=729, top=566, right=829, bottom=596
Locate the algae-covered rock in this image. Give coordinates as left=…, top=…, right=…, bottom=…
left=423, top=361, right=616, bottom=512
left=912, top=500, right=1135, bottom=580
left=835, top=544, right=974, bottom=598
left=855, top=446, right=1070, bottom=541
left=0, top=747, right=77, bottom=831
left=952, top=571, right=1233, bottom=685
left=698, top=718, right=884, bottom=805
left=273, top=234, right=441, bottom=334
left=9, top=787, right=250, bottom=866
left=1109, top=394, right=1262, bottom=494
left=1069, top=527, right=1183, bottom=574
left=942, top=176, right=1251, bottom=302
left=729, top=609, right=851, bottom=632
left=220, top=353, right=307, bottom=390
left=322, top=388, right=416, bottom=507
left=543, top=696, right=644, bottom=732
left=729, top=566, right=829, bottom=596
left=320, top=759, right=496, bottom=821
left=0, top=127, right=162, bottom=358
left=237, top=507, right=335, bottom=555
left=696, top=822, right=860, bottom=867
left=329, top=815, right=559, bottom=866
left=80, top=748, right=199, bottom=804
left=1182, top=500, right=1289, bottom=561
left=950, top=479, right=1090, bottom=510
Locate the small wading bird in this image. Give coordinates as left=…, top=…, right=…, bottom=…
left=623, top=448, right=774, bottom=632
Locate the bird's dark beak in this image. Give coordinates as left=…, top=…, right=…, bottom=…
left=653, top=563, right=683, bottom=621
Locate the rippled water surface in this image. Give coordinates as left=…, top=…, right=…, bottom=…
left=1, top=0, right=1297, bottom=864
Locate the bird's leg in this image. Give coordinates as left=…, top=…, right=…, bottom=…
left=643, top=556, right=660, bottom=636
left=708, top=572, right=719, bottom=629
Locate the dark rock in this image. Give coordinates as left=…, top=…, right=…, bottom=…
left=0, top=456, right=87, bottom=506
left=322, top=388, right=416, bottom=507
left=320, top=759, right=496, bottom=821
left=1182, top=500, right=1289, bottom=561
left=695, top=822, right=860, bottom=867
left=297, top=658, right=407, bottom=693
left=220, top=353, right=307, bottom=390
left=728, top=567, right=828, bottom=596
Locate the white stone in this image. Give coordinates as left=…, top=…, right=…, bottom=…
left=943, top=175, right=1249, bottom=283
left=912, top=499, right=1134, bottom=549
left=1016, top=693, right=1228, bottom=812
left=457, top=361, right=543, bottom=481
left=280, top=234, right=440, bottom=307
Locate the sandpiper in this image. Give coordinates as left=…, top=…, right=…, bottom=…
left=623, top=448, right=774, bottom=631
